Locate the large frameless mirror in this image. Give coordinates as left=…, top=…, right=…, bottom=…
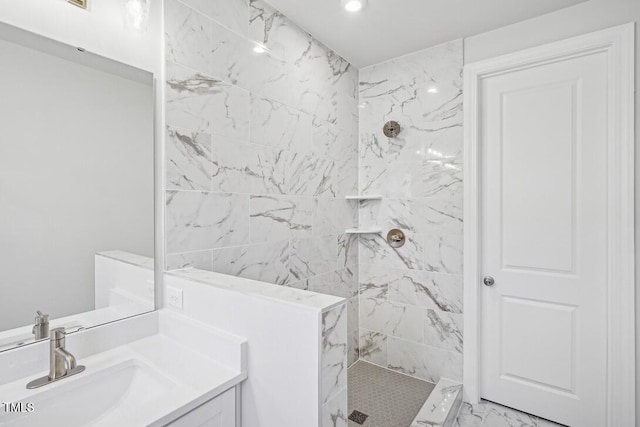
left=0, top=21, right=156, bottom=352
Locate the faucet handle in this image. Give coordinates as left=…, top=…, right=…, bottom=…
left=34, top=310, right=49, bottom=325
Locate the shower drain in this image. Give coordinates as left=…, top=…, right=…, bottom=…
left=348, top=410, right=369, bottom=425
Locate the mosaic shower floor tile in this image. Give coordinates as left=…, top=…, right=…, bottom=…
left=348, top=360, right=435, bottom=427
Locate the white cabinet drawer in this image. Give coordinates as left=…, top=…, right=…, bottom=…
left=166, top=387, right=236, bottom=427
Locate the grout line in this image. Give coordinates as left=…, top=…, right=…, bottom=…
left=350, top=359, right=436, bottom=386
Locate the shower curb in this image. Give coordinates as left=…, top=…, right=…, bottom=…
left=410, top=378, right=463, bottom=427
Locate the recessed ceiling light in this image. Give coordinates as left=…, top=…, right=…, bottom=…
left=342, top=0, right=366, bottom=13
left=253, top=44, right=266, bottom=54
left=427, top=86, right=439, bottom=94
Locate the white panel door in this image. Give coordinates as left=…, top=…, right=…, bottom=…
left=479, top=48, right=608, bottom=426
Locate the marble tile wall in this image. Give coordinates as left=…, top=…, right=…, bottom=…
left=321, top=303, right=348, bottom=427
left=357, top=40, right=464, bottom=383
left=163, top=0, right=360, bottom=367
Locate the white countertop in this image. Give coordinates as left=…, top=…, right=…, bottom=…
left=0, top=311, right=247, bottom=426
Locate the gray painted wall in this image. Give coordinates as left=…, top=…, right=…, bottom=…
left=0, top=38, right=154, bottom=330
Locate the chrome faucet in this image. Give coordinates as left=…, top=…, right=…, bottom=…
left=32, top=310, right=49, bottom=340
left=26, top=327, right=85, bottom=389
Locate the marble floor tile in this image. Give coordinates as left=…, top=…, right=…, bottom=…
left=454, top=401, right=567, bottom=427
left=348, top=361, right=435, bottom=427
left=455, top=402, right=486, bottom=427
left=479, top=402, right=538, bottom=427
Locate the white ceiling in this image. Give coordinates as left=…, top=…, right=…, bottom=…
left=264, top=0, right=588, bottom=68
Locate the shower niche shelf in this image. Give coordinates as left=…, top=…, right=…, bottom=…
left=345, top=195, right=383, bottom=201
left=345, top=227, right=382, bottom=235
left=345, top=195, right=383, bottom=234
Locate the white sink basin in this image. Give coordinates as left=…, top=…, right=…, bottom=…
left=0, top=360, right=175, bottom=426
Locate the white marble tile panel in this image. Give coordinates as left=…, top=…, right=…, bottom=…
left=211, top=137, right=287, bottom=194
left=287, top=153, right=337, bottom=197
left=382, top=198, right=417, bottom=232
left=337, top=233, right=358, bottom=269
left=308, top=266, right=358, bottom=299
left=166, top=190, right=250, bottom=253
left=322, top=386, right=348, bottom=427
left=166, top=250, right=213, bottom=271
left=387, top=270, right=463, bottom=314
left=347, top=295, right=359, bottom=366
left=249, top=194, right=313, bottom=242
left=336, top=160, right=359, bottom=198
left=414, top=196, right=463, bottom=235
left=248, top=0, right=312, bottom=64
left=314, top=198, right=357, bottom=236
left=359, top=157, right=422, bottom=198
left=166, top=126, right=213, bottom=191
left=422, top=127, right=463, bottom=200
left=290, top=235, right=339, bottom=281
left=359, top=61, right=391, bottom=101
left=311, top=117, right=357, bottom=163
left=250, top=94, right=313, bottom=150
left=360, top=298, right=423, bottom=343
left=359, top=233, right=424, bottom=270
left=348, top=328, right=359, bottom=367
left=387, top=337, right=462, bottom=383
left=178, top=0, right=213, bottom=20
left=358, top=263, right=389, bottom=300
left=211, top=20, right=254, bottom=89
left=165, top=0, right=212, bottom=74
left=424, top=309, right=463, bottom=353
left=321, top=303, right=348, bottom=405
left=358, top=328, right=387, bottom=366
left=424, top=232, right=463, bottom=274
left=295, top=39, right=345, bottom=118
left=211, top=0, right=248, bottom=36
left=211, top=240, right=290, bottom=285
left=166, top=61, right=250, bottom=140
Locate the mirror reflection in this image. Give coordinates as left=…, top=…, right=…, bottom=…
left=0, top=22, right=155, bottom=352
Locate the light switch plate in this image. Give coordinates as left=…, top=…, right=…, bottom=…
left=166, top=286, right=183, bottom=309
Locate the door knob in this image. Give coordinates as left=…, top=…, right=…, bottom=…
left=483, top=276, right=495, bottom=287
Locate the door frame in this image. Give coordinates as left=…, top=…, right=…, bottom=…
left=462, top=23, right=635, bottom=426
